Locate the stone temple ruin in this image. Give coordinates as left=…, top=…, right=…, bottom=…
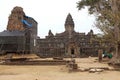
left=0, top=6, right=112, bottom=58
left=7, top=7, right=25, bottom=31
left=0, top=6, right=37, bottom=54
left=37, top=14, right=112, bottom=58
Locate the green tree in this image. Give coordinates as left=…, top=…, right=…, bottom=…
left=77, top=0, right=120, bottom=58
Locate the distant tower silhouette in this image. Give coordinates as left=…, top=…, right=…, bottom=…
left=64, top=13, right=75, bottom=32
left=48, top=30, right=54, bottom=36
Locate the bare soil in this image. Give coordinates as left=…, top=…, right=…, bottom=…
left=0, top=57, right=120, bottom=80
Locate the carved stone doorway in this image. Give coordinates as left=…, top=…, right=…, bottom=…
left=71, top=48, right=75, bottom=55
left=66, top=42, right=80, bottom=57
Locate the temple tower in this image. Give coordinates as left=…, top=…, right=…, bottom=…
left=7, top=6, right=25, bottom=31
left=64, top=13, right=75, bottom=38
left=64, top=13, right=74, bottom=32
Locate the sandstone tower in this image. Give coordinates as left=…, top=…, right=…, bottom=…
left=64, top=13, right=75, bottom=38
left=7, top=6, right=25, bottom=31
left=65, top=13, right=74, bottom=31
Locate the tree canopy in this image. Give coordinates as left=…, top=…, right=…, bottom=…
left=77, top=0, right=120, bottom=43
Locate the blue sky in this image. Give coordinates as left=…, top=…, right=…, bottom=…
left=0, top=0, right=100, bottom=38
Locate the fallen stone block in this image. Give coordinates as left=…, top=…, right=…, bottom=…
left=89, top=69, right=96, bottom=73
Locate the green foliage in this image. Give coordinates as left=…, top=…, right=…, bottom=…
left=77, top=0, right=100, bottom=14
left=77, top=0, right=120, bottom=43
left=77, top=0, right=99, bottom=9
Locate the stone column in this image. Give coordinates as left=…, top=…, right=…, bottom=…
left=98, top=49, right=103, bottom=62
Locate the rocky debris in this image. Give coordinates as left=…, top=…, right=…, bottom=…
left=89, top=67, right=109, bottom=70
left=79, top=68, right=89, bottom=72
left=88, top=67, right=110, bottom=73
left=96, top=69, right=104, bottom=72
left=67, top=62, right=78, bottom=69
left=89, top=68, right=104, bottom=73
left=66, top=59, right=78, bottom=72
left=78, top=67, right=110, bottom=73
left=89, top=69, right=96, bottom=73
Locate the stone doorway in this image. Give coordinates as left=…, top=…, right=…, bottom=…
left=66, top=42, right=80, bottom=56
left=71, top=48, right=75, bottom=55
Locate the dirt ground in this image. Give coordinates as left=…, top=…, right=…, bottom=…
left=0, top=57, right=120, bottom=80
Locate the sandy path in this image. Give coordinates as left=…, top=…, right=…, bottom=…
left=0, top=57, right=120, bottom=80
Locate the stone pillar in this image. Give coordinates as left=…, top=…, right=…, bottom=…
left=98, top=49, right=103, bottom=62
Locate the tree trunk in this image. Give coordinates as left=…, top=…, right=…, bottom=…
left=117, top=44, right=120, bottom=58
left=110, top=0, right=120, bottom=63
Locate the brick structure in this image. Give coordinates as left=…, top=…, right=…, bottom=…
left=0, top=6, right=38, bottom=54
left=7, top=6, right=25, bottom=31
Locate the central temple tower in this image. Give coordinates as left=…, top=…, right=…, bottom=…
left=64, top=13, right=74, bottom=32
left=64, top=13, right=75, bottom=38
